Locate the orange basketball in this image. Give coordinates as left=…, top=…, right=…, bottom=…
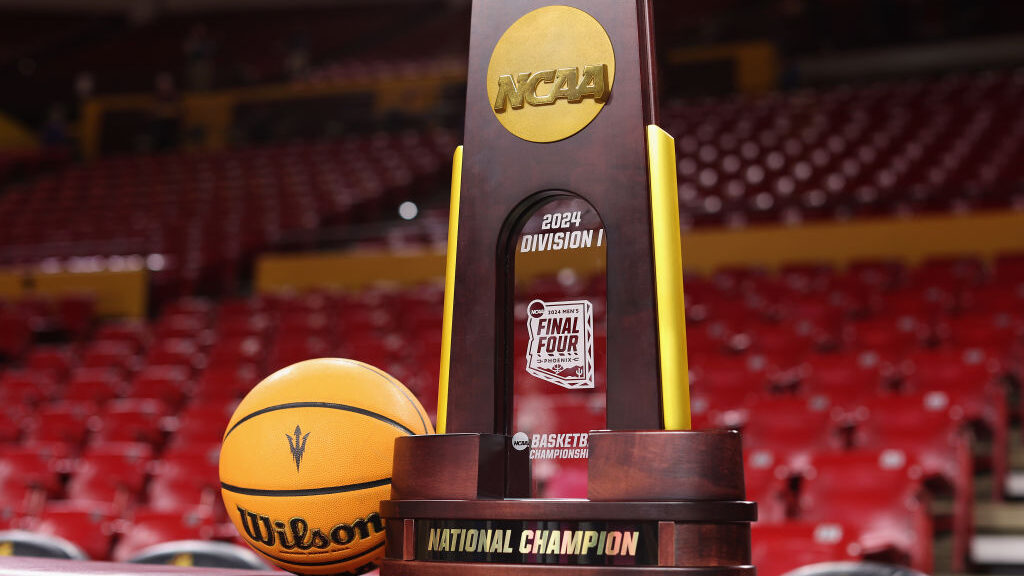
left=220, top=358, right=433, bottom=575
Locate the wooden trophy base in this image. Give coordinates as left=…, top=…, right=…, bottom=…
left=379, top=430, right=756, bottom=575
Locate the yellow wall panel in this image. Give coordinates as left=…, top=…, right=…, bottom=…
left=257, top=251, right=447, bottom=292
left=30, top=270, right=148, bottom=317
left=0, top=271, right=24, bottom=300
left=680, top=211, right=1024, bottom=274
left=257, top=211, right=1024, bottom=292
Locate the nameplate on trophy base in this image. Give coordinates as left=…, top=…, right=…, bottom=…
left=416, top=520, right=659, bottom=566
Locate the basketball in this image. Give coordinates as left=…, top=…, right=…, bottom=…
left=219, top=358, right=433, bottom=575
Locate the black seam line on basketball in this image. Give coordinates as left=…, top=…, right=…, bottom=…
left=224, top=402, right=415, bottom=439
left=251, top=540, right=385, bottom=567
left=343, top=359, right=429, bottom=435
left=221, top=477, right=391, bottom=497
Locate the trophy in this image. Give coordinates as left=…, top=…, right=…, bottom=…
left=380, top=1, right=755, bottom=573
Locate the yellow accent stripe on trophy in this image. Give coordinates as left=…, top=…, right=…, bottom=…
left=436, top=146, right=463, bottom=434
left=647, top=125, right=692, bottom=431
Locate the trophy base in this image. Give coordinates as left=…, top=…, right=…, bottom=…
left=380, top=430, right=755, bottom=575
left=379, top=560, right=755, bottom=575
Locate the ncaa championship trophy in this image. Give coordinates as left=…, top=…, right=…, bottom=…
left=380, top=1, right=756, bottom=574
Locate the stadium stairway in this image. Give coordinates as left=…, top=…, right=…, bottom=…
left=958, top=426, right=1024, bottom=574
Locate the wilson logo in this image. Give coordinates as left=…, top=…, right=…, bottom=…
left=286, top=425, right=310, bottom=472
left=236, top=506, right=385, bottom=550
left=492, top=64, right=610, bottom=112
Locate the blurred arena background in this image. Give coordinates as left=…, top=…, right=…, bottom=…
left=1, top=0, right=1024, bottom=574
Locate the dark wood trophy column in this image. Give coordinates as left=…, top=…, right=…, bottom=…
left=380, top=1, right=756, bottom=574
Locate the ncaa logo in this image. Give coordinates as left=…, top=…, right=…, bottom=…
left=512, top=432, right=530, bottom=451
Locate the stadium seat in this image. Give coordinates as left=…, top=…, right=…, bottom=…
left=743, top=397, right=847, bottom=470
left=851, top=392, right=973, bottom=571
left=67, top=443, right=155, bottom=507
left=145, top=339, right=204, bottom=371
left=145, top=474, right=222, bottom=519
left=0, top=448, right=62, bottom=499
left=799, top=352, right=890, bottom=401
left=24, top=346, right=76, bottom=380
left=847, top=317, right=929, bottom=356
left=111, top=509, right=218, bottom=563
left=937, top=312, right=1022, bottom=352
left=752, top=522, right=862, bottom=576
left=154, top=443, right=221, bottom=484
left=126, top=365, right=191, bottom=406
left=0, top=369, right=59, bottom=406
left=154, top=314, right=208, bottom=340
left=797, top=449, right=933, bottom=573
left=28, top=501, right=119, bottom=560
left=88, top=408, right=167, bottom=446
left=80, top=341, right=139, bottom=373
left=744, top=448, right=791, bottom=524
left=93, top=322, right=150, bottom=350
left=54, top=295, right=97, bottom=339
left=64, top=367, right=125, bottom=403
left=899, top=349, right=1008, bottom=497
left=0, top=307, right=32, bottom=361
left=24, top=404, right=94, bottom=445
left=193, top=365, right=258, bottom=400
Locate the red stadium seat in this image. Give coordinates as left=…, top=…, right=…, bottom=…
left=900, top=348, right=1008, bottom=497
left=799, top=351, right=891, bottom=400
left=0, top=448, right=62, bottom=499
left=742, top=396, right=846, bottom=470
left=111, top=509, right=218, bottom=562
left=995, top=254, right=1024, bottom=285
left=145, top=339, right=204, bottom=371
left=80, top=341, right=139, bottom=373
left=851, top=391, right=973, bottom=571
left=0, top=415, right=20, bottom=444
left=93, top=322, right=150, bottom=350
left=24, top=404, right=94, bottom=445
left=744, top=448, right=791, bottom=524
left=67, top=442, right=155, bottom=508
left=0, top=368, right=59, bottom=406
left=193, top=365, right=259, bottom=400
left=936, top=312, right=1022, bottom=354
left=0, top=307, right=32, bottom=360
left=145, top=474, right=222, bottom=518
left=64, top=367, right=124, bottom=403
left=154, top=313, right=208, bottom=340
left=105, top=398, right=172, bottom=417
left=28, top=501, right=119, bottom=560
left=24, top=346, right=76, bottom=380
left=752, top=522, right=862, bottom=576
left=89, top=408, right=167, bottom=446
left=126, top=364, right=191, bottom=406
left=690, top=353, right=773, bottom=397
left=847, top=317, right=929, bottom=356
left=206, top=335, right=265, bottom=368
left=797, top=449, right=933, bottom=573
left=54, top=295, right=97, bottom=339
left=154, top=443, right=221, bottom=483
left=737, top=323, right=816, bottom=368
left=961, top=284, right=1024, bottom=316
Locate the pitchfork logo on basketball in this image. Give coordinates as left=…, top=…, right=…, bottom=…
left=286, top=425, right=310, bottom=472
left=526, top=299, right=594, bottom=389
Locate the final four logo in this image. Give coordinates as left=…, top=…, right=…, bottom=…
left=526, top=300, right=594, bottom=390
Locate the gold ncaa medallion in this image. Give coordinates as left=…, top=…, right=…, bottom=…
left=487, top=5, right=615, bottom=143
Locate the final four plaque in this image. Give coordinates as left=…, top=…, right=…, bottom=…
left=380, top=1, right=756, bottom=574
